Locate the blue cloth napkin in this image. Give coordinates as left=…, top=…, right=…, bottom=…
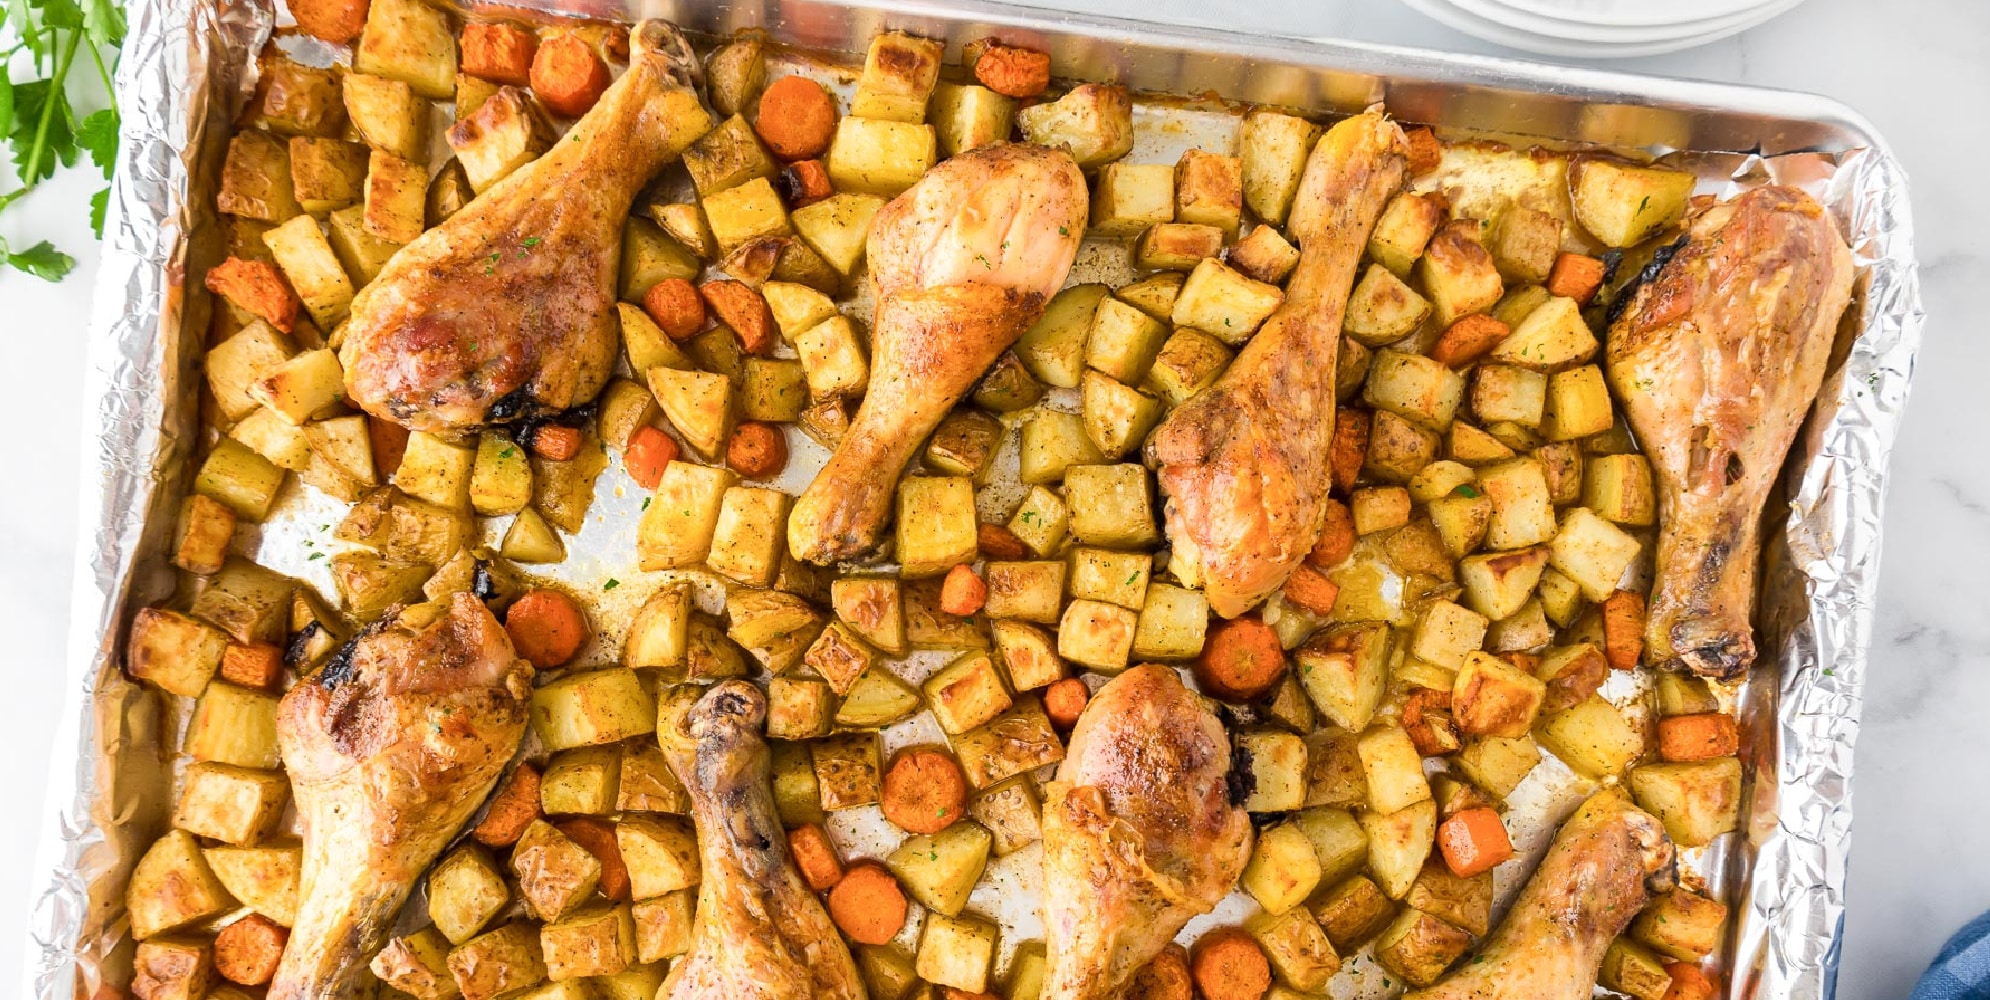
left=1913, top=910, right=1990, bottom=1000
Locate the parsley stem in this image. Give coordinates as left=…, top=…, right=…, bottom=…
left=19, top=30, right=83, bottom=199
left=85, top=37, right=116, bottom=116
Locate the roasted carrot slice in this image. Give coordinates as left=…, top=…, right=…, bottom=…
left=472, top=763, right=542, bottom=847
left=726, top=421, right=788, bottom=479
left=624, top=425, right=679, bottom=490
left=1194, top=616, right=1287, bottom=703
left=938, top=564, right=987, bottom=616
left=531, top=33, right=611, bottom=118
left=1437, top=806, right=1515, bottom=878
left=826, top=862, right=908, bottom=945
left=214, top=913, right=288, bottom=985
left=1658, top=713, right=1741, bottom=763
left=504, top=589, right=589, bottom=668
left=754, top=76, right=838, bottom=161
left=643, top=277, right=707, bottom=340
left=1190, top=929, right=1271, bottom=1000
left=788, top=823, right=845, bottom=891
left=880, top=747, right=970, bottom=835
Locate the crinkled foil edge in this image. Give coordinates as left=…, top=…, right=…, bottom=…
left=25, top=0, right=271, bottom=995
left=20, top=0, right=1925, bottom=995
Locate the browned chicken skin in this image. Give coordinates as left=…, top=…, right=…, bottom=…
left=269, top=594, right=533, bottom=1000
left=339, top=21, right=714, bottom=435
left=1407, top=790, right=1676, bottom=1000
left=788, top=142, right=1087, bottom=564
left=1149, top=111, right=1409, bottom=618
left=1039, top=665, right=1252, bottom=1000
left=658, top=680, right=865, bottom=1000
left=1606, top=185, right=1855, bottom=678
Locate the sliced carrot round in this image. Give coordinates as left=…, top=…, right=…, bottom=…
left=880, top=747, right=969, bottom=835
left=826, top=862, right=908, bottom=945
left=504, top=589, right=589, bottom=668
left=754, top=75, right=837, bottom=161
left=1193, top=616, right=1287, bottom=703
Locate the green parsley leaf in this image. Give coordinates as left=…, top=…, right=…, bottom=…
left=1452, top=484, right=1481, bottom=499
left=603, top=579, right=620, bottom=591
left=89, top=186, right=108, bottom=238
left=76, top=107, right=117, bottom=177
left=4, top=240, right=74, bottom=281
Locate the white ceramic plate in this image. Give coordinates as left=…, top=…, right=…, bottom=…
left=1452, top=0, right=1783, bottom=42
left=1401, top=0, right=1803, bottom=58
left=1493, top=0, right=1772, bottom=27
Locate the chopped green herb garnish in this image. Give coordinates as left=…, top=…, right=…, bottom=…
left=308, top=552, right=325, bottom=560
left=603, top=579, right=620, bottom=591
left=642, top=497, right=652, bottom=511
left=1453, top=484, right=1481, bottom=498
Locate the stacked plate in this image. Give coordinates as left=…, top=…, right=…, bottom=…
left=1400, top=0, right=1810, bottom=58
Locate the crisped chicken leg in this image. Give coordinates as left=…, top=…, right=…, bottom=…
left=1040, top=665, right=1252, bottom=1000
left=1407, top=790, right=1675, bottom=1000
left=270, top=594, right=533, bottom=1000
left=1148, top=111, right=1408, bottom=617
left=658, top=680, right=864, bottom=1000
left=1606, top=185, right=1854, bottom=678
left=340, top=21, right=714, bottom=435
left=789, top=143, right=1087, bottom=564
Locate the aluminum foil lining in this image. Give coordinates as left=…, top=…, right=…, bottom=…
left=23, top=0, right=1925, bottom=996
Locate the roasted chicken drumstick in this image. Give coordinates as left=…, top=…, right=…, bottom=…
left=340, top=21, right=714, bottom=435
left=1606, top=185, right=1855, bottom=678
left=658, top=680, right=865, bottom=1000
left=1407, top=790, right=1676, bottom=1000
left=1149, top=111, right=1409, bottom=617
left=789, top=142, right=1087, bottom=564
left=269, top=594, right=533, bottom=1000
left=1039, top=665, right=1253, bottom=1000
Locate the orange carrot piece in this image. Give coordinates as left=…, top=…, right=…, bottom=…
left=1281, top=564, right=1341, bottom=617
left=529, top=425, right=583, bottom=461
left=624, top=425, right=679, bottom=490
left=1123, top=944, right=1193, bottom=1000
left=1329, top=408, right=1370, bottom=496
left=367, top=416, right=409, bottom=478
left=531, top=33, right=611, bottom=118
left=460, top=22, right=538, bottom=86
left=1601, top=590, right=1647, bottom=670
left=1437, top=806, right=1515, bottom=878
left=1662, top=963, right=1720, bottom=1000
left=938, top=564, right=988, bottom=617
left=726, top=421, right=788, bottom=479
left=880, top=748, right=970, bottom=835
left=504, top=589, right=589, bottom=668
left=1043, top=678, right=1089, bottom=730
left=700, top=279, right=777, bottom=355
left=643, top=277, right=707, bottom=340
left=788, top=823, right=845, bottom=891
left=1190, top=928, right=1271, bottom=1000
left=220, top=642, right=285, bottom=689
left=779, top=158, right=834, bottom=208
left=555, top=817, right=631, bottom=900
left=214, top=914, right=288, bottom=985
left=473, top=763, right=542, bottom=848
left=1431, top=314, right=1512, bottom=368
left=941, top=990, right=1001, bottom=1000
left=1403, top=126, right=1443, bottom=176
left=290, top=0, right=368, bottom=44
left=1547, top=252, right=1608, bottom=306
left=205, top=257, right=300, bottom=333
left=1194, top=616, right=1287, bottom=703
left=826, top=862, right=908, bottom=945
left=976, top=523, right=1029, bottom=561
left=971, top=41, right=1051, bottom=98
left=753, top=76, right=838, bottom=161
left=1658, top=713, right=1741, bottom=763
left=1306, top=499, right=1356, bottom=569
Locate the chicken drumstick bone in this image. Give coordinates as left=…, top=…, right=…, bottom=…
left=340, top=21, right=714, bottom=435
left=269, top=594, right=534, bottom=1000
left=789, top=142, right=1088, bottom=564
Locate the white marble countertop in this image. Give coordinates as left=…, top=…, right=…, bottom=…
left=2, top=0, right=1981, bottom=994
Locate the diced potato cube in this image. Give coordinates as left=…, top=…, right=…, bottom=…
left=218, top=130, right=303, bottom=222
left=1572, top=159, right=1696, bottom=248
left=982, top=561, right=1066, bottom=624
left=1229, top=224, right=1300, bottom=285
left=1132, top=583, right=1208, bottom=660
left=1312, top=874, right=1396, bottom=951
left=1358, top=726, right=1432, bottom=814
left=632, top=892, right=693, bottom=963
left=1364, top=409, right=1441, bottom=484
left=1175, top=149, right=1242, bottom=237
left=353, top=0, right=457, bottom=99
left=531, top=668, right=656, bottom=751
left=1064, top=463, right=1159, bottom=548
left=1472, top=364, right=1547, bottom=427
left=447, top=923, right=547, bottom=1000
left=826, top=117, right=937, bottom=196
left=371, top=927, right=455, bottom=999
left=1296, top=623, right=1391, bottom=731
left=617, top=815, right=701, bottom=900
left=1343, top=263, right=1433, bottom=347
left=969, top=776, right=1043, bottom=856
left=1361, top=799, right=1437, bottom=900
left=131, top=937, right=215, bottom=1000
left=185, top=681, right=281, bottom=768
left=1090, top=162, right=1173, bottom=237
left=931, top=81, right=1017, bottom=156
left=173, top=762, right=288, bottom=845
left=1490, top=295, right=1596, bottom=370
left=1365, top=350, right=1465, bottom=431
left=1007, top=484, right=1071, bottom=557
left=852, top=31, right=944, bottom=122
left=889, top=818, right=994, bottom=918
left=1239, top=110, right=1319, bottom=226
left=927, top=651, right=1015, bottom=734
left=1251, top=907, right=1341, bottom=992
left=1374, top=908, right=1471, bottom=987
left=1079, top=372, right=1162, bottom=460
left=812, top=733, right=884, bottom=810
left=619, top=217, right=701, bottom=300
left=990, top=621, right=1065, bottom=693
left=1632, top=889, right=1730, bottom=961
left=973, top=351, right=1046, bottom=413
left=540, top=745, right=621, bottom=815
left=1134, top=222, right=1224, bottom=271
left=1629, top=758, right=1742, bottom=847
left=1018, top=284, right=1109, bottom=389
left=1143, top=328, right=1233, bottom=406
left=702, top=176, right=792, bottom=254
left=832, top=577, right=907, bottom=656
left=1418, top=221, right=1504, bottom=328
left=447, top=86, right=550, bottom=193
left=790, top=193, right=886, bottom=277
left=129, top=830, right=234, bottom=940
left=1351, top=486, right=1412, bottom=536
left=706, top=486, right=790, bottom=586
left=1056, top=599, right=1137, bottom=673
left=1542, top=365, right=1613, bottom=441
left=396, top=430, right=475, bottom=510
left=1410, top=600, right=1488, bottom=670
left=636, top=461, right=739, bottom=570
left=1584, top=453, right=1658, bottom=526
left=1242, top=822, right=1322, bottom=915
left=896, top=476, right=978, bottom=578
left=127, top=608, right=230, bottom=697
left=1488, top=205, right=1563, bottom=284
left=1452, top=651, right=1547, bottom=738
left=1538, top=695, right=1646, bottom=778
left=1087, top=296, right=1170, bottom=385
left=1173, top=257, right=1284, bottom=344
left=1551, top=507, right=1642, bottom=600
left=1239, top=729, right=1308, bottom=813
left=1478, top=457, right=1556, bottom=550
left=540, top=902, right=636, bottom=980
left=1015, top=84, right=1132, bottom=169
left=917, top=912, right=997, bottom=992
left=344, top=72, right=428, bottom=162
left=1369, top=192, right=1447, bottom=277
left=1455, top=733, right=1541, bottom=798
left=1459, top=545, right=1550, bottom=621
left=1600, top=938, right=1674, bottom=1000
left=766, top=676, right=834, bottom=739
left=263, top=214, right=356, bottom=328
left=430, top=844, right=510, bottom=944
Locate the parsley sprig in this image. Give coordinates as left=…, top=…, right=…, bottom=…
left=0, top=0, right=125, bottom=281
